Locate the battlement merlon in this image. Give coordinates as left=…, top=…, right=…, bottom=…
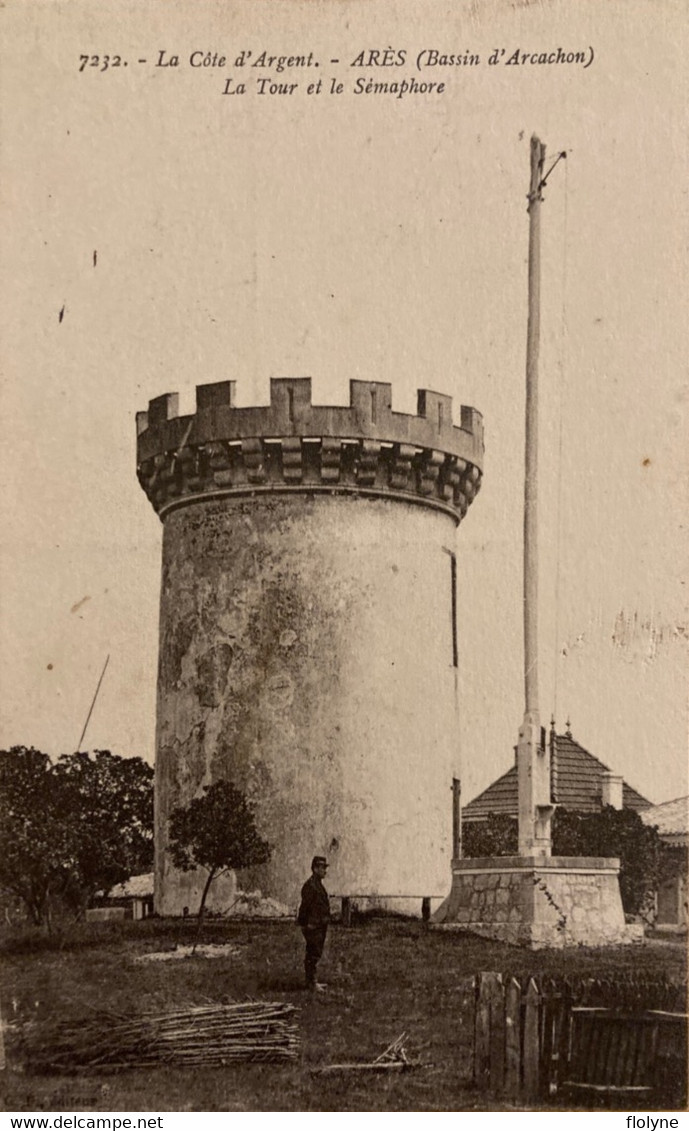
left=136, top=378, right=484, bottom=467
left=136, top=379, right=483, bottom=524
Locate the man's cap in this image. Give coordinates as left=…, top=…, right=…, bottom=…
left=311, top=855, right=328, bottom=869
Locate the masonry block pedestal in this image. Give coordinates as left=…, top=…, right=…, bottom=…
left=433, top=856, right=644, bottom=948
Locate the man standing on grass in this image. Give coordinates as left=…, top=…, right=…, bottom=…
left=297, top=855, right=330, bottom=992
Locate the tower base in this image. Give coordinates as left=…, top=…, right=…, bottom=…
left=432, top=856, right=644, bottom=948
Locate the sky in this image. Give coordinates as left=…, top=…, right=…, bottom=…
left=1, top=0, right=686, bottom=807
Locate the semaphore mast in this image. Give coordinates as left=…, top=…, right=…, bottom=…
left=517, top=136, right=564, bottom=856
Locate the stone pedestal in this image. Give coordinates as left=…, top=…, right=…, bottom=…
left=433, top=856, right=644, bottom=948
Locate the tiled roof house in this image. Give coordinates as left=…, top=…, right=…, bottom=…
left=462, top=726, right=651, bottom=822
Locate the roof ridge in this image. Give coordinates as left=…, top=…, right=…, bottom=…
left=553, top=732, right=652, bottom=806
left=644, top=795, right=689, bottom=811
left=553, top=733, right=611, bottom=772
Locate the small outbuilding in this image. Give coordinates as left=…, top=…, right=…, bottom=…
left=104, top=873, right=155, bottom=921
left=641, top=797, right=688, bottom=931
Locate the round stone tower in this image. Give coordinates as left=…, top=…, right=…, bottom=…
left=136, top=378, right=483, bottom=916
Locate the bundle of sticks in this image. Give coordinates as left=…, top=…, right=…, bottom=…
left=23, top=1001, right=300, bottom=1074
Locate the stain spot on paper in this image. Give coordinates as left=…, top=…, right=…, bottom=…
left=612, top=610, right=687, bottom=663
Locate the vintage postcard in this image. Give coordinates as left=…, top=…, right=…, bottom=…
left=1, top=0, right=686, bottom=1117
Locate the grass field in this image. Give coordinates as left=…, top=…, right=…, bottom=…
left=2, top=918, right=686, bottom=1113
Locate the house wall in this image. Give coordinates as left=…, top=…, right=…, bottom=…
left=656, top=872, right=688, bottom=929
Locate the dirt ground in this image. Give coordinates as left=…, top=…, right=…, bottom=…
left=1, top=918, right=686, bottom=1112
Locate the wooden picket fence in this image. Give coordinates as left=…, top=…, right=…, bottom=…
left=472, top=972, right=687, bottom=1106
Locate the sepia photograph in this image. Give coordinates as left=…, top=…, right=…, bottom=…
left=0, top=0, right=686, bottom=1117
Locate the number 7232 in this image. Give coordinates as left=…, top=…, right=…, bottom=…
left=79, top=55, right=124, bottom=72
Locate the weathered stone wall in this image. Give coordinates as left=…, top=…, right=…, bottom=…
left=155, top=494, right=461, bottom=915
left=434, top=857, right=644, bottom=947
left=138, top=379, right=484, bottom=917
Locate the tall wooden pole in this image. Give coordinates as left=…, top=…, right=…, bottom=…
left=452, top=776, right=462, bottom=859
left=517, top=137, right=552, bottom=856
left=524, top=136, right=544, bottom=721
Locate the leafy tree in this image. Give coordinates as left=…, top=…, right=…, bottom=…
left=552, top=806, right=666, bottom=917
left=168, top=780, right=271, bottom=949
left=462, top=813, right=517, bottom=858
left=462, top=805, right=667, bottom=917
left=53, top=750, right=154, bottom=915
left=0, top=746, right=153, bottom=926
left=0, top=747, right=77, bottom=926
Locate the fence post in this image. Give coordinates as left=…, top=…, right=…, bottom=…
left=504, top=977, right=522, bottom=1099
left=459, top=975, right=478, bottom=1085
left=556, top=980, right=573, bottom=1094
left=474, top=973, right=492, bottom=1092
left=523, top=977, right=541, bottom=1100
left=541, top=982, right=571, bottom=1098
left=488, top=973, right=505, bottom=1095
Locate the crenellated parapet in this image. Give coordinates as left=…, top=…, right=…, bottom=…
left=136, top=378, right=483, bottom=523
